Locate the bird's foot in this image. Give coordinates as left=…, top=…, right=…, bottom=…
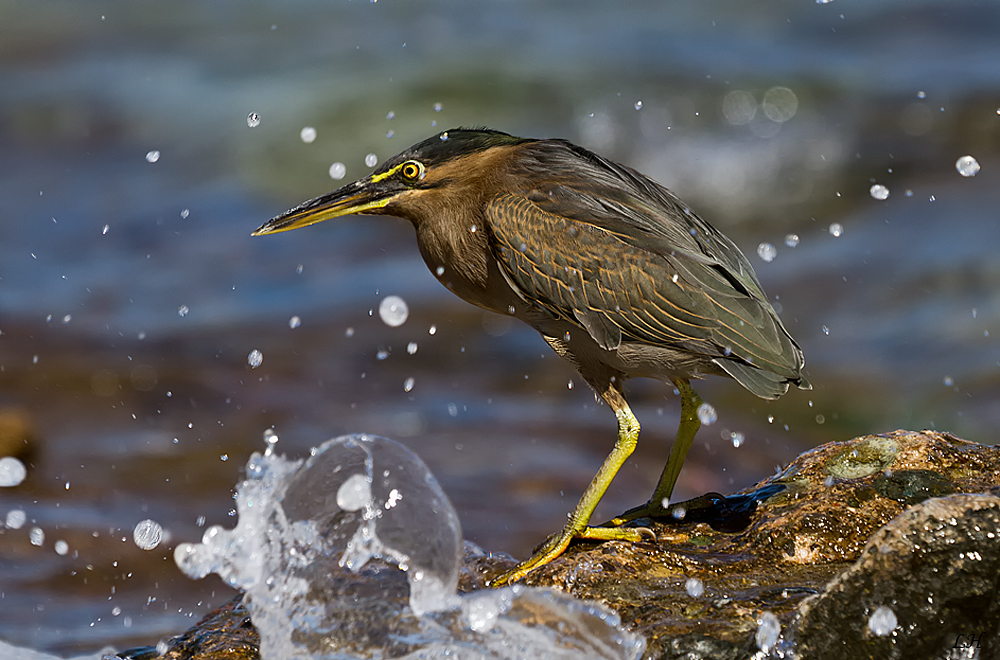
left=488, top=524, right=654, bottom=586
left=608, top=497, right=680, bottom=526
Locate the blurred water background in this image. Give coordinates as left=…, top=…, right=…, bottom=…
left=1, top=0, right=999, bottom=655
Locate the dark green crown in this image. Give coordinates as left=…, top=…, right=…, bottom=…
left=385, top=128, right=530, bottom=169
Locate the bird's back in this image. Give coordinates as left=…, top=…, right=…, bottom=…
left=488, top=138, right=808, bottom=399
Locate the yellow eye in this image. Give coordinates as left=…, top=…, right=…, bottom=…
left=401, top=160, right=423, bottom=180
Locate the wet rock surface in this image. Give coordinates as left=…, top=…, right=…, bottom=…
left=116, top=430, right=1000, bottom=660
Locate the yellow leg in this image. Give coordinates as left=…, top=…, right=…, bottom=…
left=489, top=386, right=654, bottom=586
left=611, top=379, right=702, bottom=524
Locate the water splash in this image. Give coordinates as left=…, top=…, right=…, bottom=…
left=174, top=434, right=645, bottom=660
left=133, top=519, right=164, bottom=550
left=378, top=295, right=409, bottom=327
left=955, top=155, right=980, bottom=177
left=0, top=456, right=27, bottom=487
left=697, top=402, right=718, bottom=425
left=869, top=184, right=890, bottom=200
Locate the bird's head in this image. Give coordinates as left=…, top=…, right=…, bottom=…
left=252, top=128, right=531, bottom=236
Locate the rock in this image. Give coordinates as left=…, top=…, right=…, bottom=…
left=794, top=493, right=1000, bottom=660
left=114, top=430, right=1000, bottom=660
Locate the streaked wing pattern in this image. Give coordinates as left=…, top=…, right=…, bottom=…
left=486, top=192, right=803, bottom=383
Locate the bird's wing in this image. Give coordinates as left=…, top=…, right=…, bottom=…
left=486, top=192, right=803, bottom=387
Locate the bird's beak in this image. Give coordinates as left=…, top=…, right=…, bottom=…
left=251, top=176, right=399, bottom=236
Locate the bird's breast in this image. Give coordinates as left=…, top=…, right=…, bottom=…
left=415, top=217, right=522, bottom=317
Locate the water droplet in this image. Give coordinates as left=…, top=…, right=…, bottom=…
left=730, top=431, right=745, bottom=448
left=685, top=577, right=704, bottom=597
left=180, top=208, right=190, bottom=219
left=145, top=150, right=160, bottom=163
left=0, top=456, right=27, bottom=487
left=133, top=519, right=163, bottom=550
left=407, top=342, right=418, bottom=354
left=955, top=155, right=980, bottom=177
left=329, top=162, right=346, bottom=180
left=5, top=509, right=26, bottom=529
left=289, top=316, right=301, bottom=329
left=697, top=402, right=717, bottom=425
left=634, top=100, right=643, bottom=110
left=756, top=612, right=781, bottom=652
left=435, top=266, right=445, bottom=276
left=868, top=606, right=897, bottom=636
left=178, top=305, right=189, bottom=317
left=433, top=102, right=443, bottom=112
left=386, top=111, right=395, bottom=120
left=376, top=347, right=390, bottom=360
left=386, top=130, right=395, bottom=139
left=822, top=325, right=830, bottom=335
left=247, top=112, right=261, bottom=128
left=917, top=90, right=926, bottom=99
left=102, top=224, right=109, bottom=235
left=757, top=242, right=777, bottom=262
left=378, top=295, right=409, bottom=327
left=365, top=153, right=378, bottom=167
left=568, top=380, right=574, bottom=390
left=248, top=349, right=264, bottom=369
left=403, top=377, right=415, bottom=392
left=762, top=86, right=798, bottom=123
left=943, top=376, right=954, bottom=387
left=300, top=127, right=317, bottom=143
left=62, top=314, right=71, bottom=324
left=815, top=414, right=825, bottom=424
left=784, top=233, right=799, bottom=247
left=870, top=184, right=890, bottom=200
left=447, top=403, right=458, bottom=417
left=30, top=526, right=45, bottom=547
left=54, top=540, right=69, bottom=555
left=428, top=325, right=437, bottom=335
left=829, top=222, right=844, bottom=237
left=345, top=327, right=355, bottom=337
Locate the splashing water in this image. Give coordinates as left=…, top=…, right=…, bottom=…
left=685, top=577, right=704, bottom=597
left=0, top=456, right=27, bottom=487
left=329, top=162, right=347, bottom=180
left=378, top=295, right=409, bottom=327
left=697, top=402, right=717, bottom=425
left=955, top=155, right=980, bottom=177
left=133, top=519, right=163, bottom=550
left=869, top=184, right=890, bottom=200
left=755, top=611, right=781, bottom=652
left=868, top=606, right=897, bottom=636
left=174, top=434, right=645, bottom=660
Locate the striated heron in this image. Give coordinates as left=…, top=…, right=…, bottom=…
left=253, top=128, right=810, bottom=584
